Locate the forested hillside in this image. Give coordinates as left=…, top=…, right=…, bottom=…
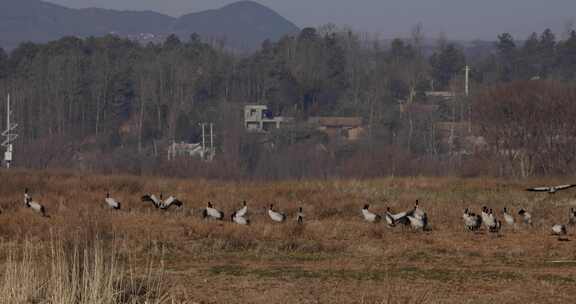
left=1, top=26, right=576, bottom=178
left=0, top=0, right=298, bottom=50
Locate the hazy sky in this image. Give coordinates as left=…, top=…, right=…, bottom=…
left=46, top=0, right=576, bottom=40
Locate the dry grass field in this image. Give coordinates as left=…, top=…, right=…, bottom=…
left=1, top=170, right=576, bottom=303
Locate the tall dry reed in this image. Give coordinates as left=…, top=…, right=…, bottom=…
left=0, top=235, right=168, bottom=304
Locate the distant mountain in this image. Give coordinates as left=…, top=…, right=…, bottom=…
left=0, top=0, right=299, bottom=50
left=173, top=1, right=299, bottom=50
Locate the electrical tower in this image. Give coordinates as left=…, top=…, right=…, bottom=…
left=2, top=94, right=18, bottom=168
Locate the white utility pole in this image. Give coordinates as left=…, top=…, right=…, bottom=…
left=464, top=65, right=472, bottom=133
left=198, top=122, right=215, bottom=161
left=2, top=94, right=18, bottom=168
left=464, top=65, right=470, bottom=96
left=209, top=123, right=214, bottom=161
left=200, top=123, right=206, bottom=160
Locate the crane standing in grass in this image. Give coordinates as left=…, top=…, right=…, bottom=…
left=361, top=204, right=381, bottom=223
left=569, top=208, right=576, bottom=225
left=463, top=208, right=482, bottom=232
left=24, top=188, right=30, bottom=207
left=26, top=196, right=47, bottom=217
left=231, top=201, right=250, bottom=225
left=268, top=204, right=287, bottom=223
left=503, top=207, right=515, bottom=228
left=105, top=192, right=121, bottom=210
left=203, top=202, right=224, bottom=220
left=23, top=189, right=47, bottom=217
left=296, top=207, right=304, bottom=224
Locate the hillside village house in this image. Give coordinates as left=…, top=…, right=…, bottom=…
left=244, top=105, right=365, bottom=141
left=244, top=105, right=293, bottom=132
left=308, top=117, right=365, bottom=141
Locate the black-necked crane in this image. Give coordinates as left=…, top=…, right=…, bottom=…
left=296, top=207, right=304, bottom=224
left=268, top=204, right=287, bottom=223
left=569, top=208, right=576, bottom=225
left=24, top=188, right=30, bottom=207
left=518, top=209, right=533, bottom=225
left=407, top=205, right=428, bottom=231
left=26, top=196, right=47, bottom=217
left=203, top=202, right=224, bottom=220
left=413, top=200, right=426, bottom=219
left=159, top=194, right=183, bottom=210
left=231, top=211, right=250, bottom=225
left=526, top=184, right=576, bottom=194
left=141, top=194, right=161, bottom=208
left=552, top=224, right=567, bottom=236
left=235, top=201, right=248, bottom=218
left=361, top=204, right=381, bottom=223
left=503, top=207, right=515, bottom=226
left=486, top=209, right=501, bottom=234
left=551, top=224, right=569, bottom=241
left=385, top=207, right=410, bottom=227
left=481, top=207, right=490, bottom=230
left=384, top=207, right=396, bottom=227
left=105, top=192, right=121, bottom=210
left=463, top=208, right=482, bottom=232
left=230, top=201, right=249, bottom=225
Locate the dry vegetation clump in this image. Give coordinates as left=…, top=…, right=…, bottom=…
left=1, top=170, right=576, bottom=303
left=0, top=235, right=167, bottom=304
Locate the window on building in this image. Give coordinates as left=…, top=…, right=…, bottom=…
left=263, top=109, right=273, bottom=119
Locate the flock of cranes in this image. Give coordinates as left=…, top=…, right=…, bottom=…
left=461, top=207, right=534, bottom=233
left=362, top=200, right=429, bottom=231
left=358, top=183, right=576, bottom=238
left=14, top=183, right=576, bottom=239
left=364, top=199, right=576, bottom=239
left=20, top=188, right=302, bottom=225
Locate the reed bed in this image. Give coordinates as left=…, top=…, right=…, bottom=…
left=0, top=234, right=167, bottom=304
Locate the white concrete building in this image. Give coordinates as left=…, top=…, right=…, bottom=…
left=244, top=105, right=292, bottom=132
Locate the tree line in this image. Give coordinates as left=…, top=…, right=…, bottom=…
left=0, top=26, right=575, bottom=178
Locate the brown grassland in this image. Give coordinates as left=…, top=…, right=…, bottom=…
left=1, top=170, right=576, bottom=303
